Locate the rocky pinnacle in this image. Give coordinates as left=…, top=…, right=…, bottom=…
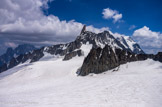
left=80, top=25, right=86, bottom=35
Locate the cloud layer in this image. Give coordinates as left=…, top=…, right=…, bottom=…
left=132, top=26, right=162, bottom=54
left=0, top=1, right=161, bottom=55
left=102, top=8, right=122, bottom=23
left=0, top=0, right=108, bottom=54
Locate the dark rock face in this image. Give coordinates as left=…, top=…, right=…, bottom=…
left=154, top=52, right=162, bottom=62
left=30, top=48, right=44, bottom=62
left=63, top=50, right=83, bottom=61
left=0, top=25, right=160, bottom=75
left=132, top=44, right=144, bottom=54
left=77, top=47, right=102, bottom=76
left=0, top=48, right=14, bottom=66
left=45, top=40, right=82, bottom=56
left=78, top=45, right=119, bottom=76
left=14, top=44, right=36, bottom=55
left=0, top=64, right=7, bottom=73
left=8, top=58, right=18, bottom=69
left=80, top=25, right=86, bottom=35
left=78, top=45, right=162, bottom=76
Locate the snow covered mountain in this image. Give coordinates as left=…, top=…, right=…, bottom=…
left=0, top=54, right=162, bottom=107
left=0, top=25, right=147, bottom=73
left=0, top=44, right=36, bottom=67
left=113, top=33, right=144, bottom=54
left=78, top=25, right=144, bottom=54
left=0, top=25, right=162, bottom=107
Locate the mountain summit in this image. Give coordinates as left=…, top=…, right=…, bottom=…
left=77, top=26, right=144, bottom=54
left=80, top=25, right=86, bottom=35
left=0, top=25, right=161, bottom=74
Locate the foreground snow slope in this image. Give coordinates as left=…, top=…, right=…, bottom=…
left=0, top=55, right=162, bottom=107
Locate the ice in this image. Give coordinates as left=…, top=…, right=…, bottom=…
left=113, top=33, right=137, bottom=52
left=0, top=52, right=162, bottom=107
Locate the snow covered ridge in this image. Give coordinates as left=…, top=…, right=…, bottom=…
left=78, top=26, right=144, bottom=54
left=78, top=45, right=162, bottom=76
left=0, top=26, right=162, bottom=107
left=0, top=25, right=161, bottom=74
left=0, top=58, right=162, bottom=106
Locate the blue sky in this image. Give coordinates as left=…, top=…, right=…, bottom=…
left=0, top=0, right=161, bottom=54
left=46, top=0, right=162, bottom=35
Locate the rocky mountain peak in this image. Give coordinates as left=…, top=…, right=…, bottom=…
left=0, top=27, right=148, bottom=73
left=76, top=28, right=145, bottom=54
left=77, top=44, right=162, bottom=76
left=6, top=48, right=14, bottom=54
left=80, top=25, right=86, bottom=35
left=14, top=44, right=36, bottom=55
left=0, top=44, right=36, bottom=67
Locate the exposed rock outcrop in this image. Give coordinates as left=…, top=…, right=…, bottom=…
left=80, top=25, right=86, bottom=35
left=0, top=64, right=7, bottom=73
left=63, top=50, right=83, bottom=61
left=0, top=25, right=157, bottom=74
left=78, top=45, right=119, bottom=76
left=78, top=45, right=162, bottom=76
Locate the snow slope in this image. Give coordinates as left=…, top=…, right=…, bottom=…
left=0, top=52, right=162, bottom=107
left=113, top=33, right=142, bottom=53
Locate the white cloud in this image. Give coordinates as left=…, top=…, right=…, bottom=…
left=0, top=0, right=110, bottom=55
left=102, top=8, right=122, bottom=23
left=129, top=25, right=136, bottom=30
left=1, top=1, right=161, bottom=55
left=113, top=14, right=122, bottom=22
left=132, top=26, right=162, bottom=54
left=0, top=0, right=109, bottom=47
left=133, top=26, right=159, bottom=38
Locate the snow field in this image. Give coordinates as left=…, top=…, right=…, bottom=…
left=0, top=47, right=162, bottom=107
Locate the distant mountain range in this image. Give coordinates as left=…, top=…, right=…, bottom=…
left=0, top=25, right=161, bottom=74
left=0, top=44, right=36, bottom=67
